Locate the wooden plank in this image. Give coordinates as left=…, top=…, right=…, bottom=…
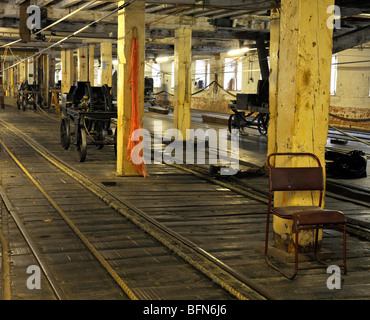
left=173, top=28, right=192, bottom=140
left=89, top=44, right=95, bottom=85
left=77, top=47, right=88, bottom=82
left=61, top=49, right=73, bottom=94
left=268, top=0, right=335, bottom=253
left=100, top=42, right=112, bottom=87
left=116, top=1, right=145, bottom=176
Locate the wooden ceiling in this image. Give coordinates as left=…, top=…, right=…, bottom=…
left=0, top=0, right=369, bottom=58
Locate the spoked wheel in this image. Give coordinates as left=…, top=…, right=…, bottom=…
left=76, top=126, right=87, bottom=162
left=228, top=114, right=245, bottom=134
left=257, top=113, right=269, bottom=135
left=17, top=93, right=22, bottom=110
left=228, top=114, right=239, bottom=134
left=102, top=84, right=112, bottom=111
left=60, top=118, right=71, bottom=150
left=22, top=97, right=27, bottom=111
left=94, top=121, right=106, bottom=150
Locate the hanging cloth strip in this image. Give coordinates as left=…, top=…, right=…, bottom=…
left=126, top=35, right=149, bottom=178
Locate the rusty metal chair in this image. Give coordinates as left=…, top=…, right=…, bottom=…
left=265, top=152, right=347, bottom=279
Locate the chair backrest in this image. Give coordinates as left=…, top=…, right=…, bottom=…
left=267, top=153, right=324, bottom=205
left=269, top=167, right=324, bottom=191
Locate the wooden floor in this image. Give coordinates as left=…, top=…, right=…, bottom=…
left=1, top=104, right=370, bottom=300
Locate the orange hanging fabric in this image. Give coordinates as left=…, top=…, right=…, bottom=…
left=126, top=36, right=149, bottom=178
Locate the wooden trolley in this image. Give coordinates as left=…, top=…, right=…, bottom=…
left=60, top=81, right=117, bottom=162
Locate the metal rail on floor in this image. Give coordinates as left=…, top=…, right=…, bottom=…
left=0, top=119, right=271, bottom=300
left=0, top=185, right=68, bottom=300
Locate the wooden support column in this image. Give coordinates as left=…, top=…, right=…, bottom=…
left=116, top=0, right=145, bottom=176
left=16, top=64, right=20, bottom=85
left=89, top=44, right=95, bottom=85
left=19, top=60, right=27, bottom=84
left=73, top=55, right=77, bottom=84
left=268, top=0, right=335, bottom=253
left=49, top=55, right=56, bottom=88
left=9, top=67, right=15, bottom=98
left=78, top=47, right=88, bottom=82
left=0, top=70, right=4, bottom=109
left=267, top=8, right=280, bottom=157
left=43, top=54, right=53, bottom=108
left=174, top=28, right=192, bottom=140
left=37, top=55, right=44, bottom=106
left=100, top=42, right=113, bottom=87
left=61, top=49, right=73, bottom=94
left=28, top=58, right=35, bottom=84
left=3, top=63, right=9, bottom=97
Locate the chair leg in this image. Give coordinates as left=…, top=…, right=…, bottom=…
left=292, top=225, right=299, bottom=279
left=264, top=214, right=298, bottom=280
left=313, top=226, right=328, bottom=267
left=312, top=225, right=347, bottom=275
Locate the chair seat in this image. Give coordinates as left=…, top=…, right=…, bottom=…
left=271, top=206, right=346, bottom=226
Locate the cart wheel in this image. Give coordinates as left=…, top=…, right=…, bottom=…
left=76, top=126, right=87, bottom=162
left=102, top=84, right=112, bottom=111
left=228, top=114, right=242, bottom=134
left=17, top=94, right=22, bottom=110
left=257, top=114, right=269, bottom=135
left=60, top=118, right=71, bottom=150
left=22, top=98, right=27, bottom=111
left=95, top=121, right=106, bottom=150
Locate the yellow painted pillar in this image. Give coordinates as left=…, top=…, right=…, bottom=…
left=78, top=47, right=88, bottom=82
left=0, top=69, right=4, bottom=109
left=9, top=67, right=15, bottom=97
left=101, top=42, right=113, bottom=87
left=116, top=1, right=145, bottom=176
left=267, top=8, right=280, bottom=157
left=89, top=44, right=95, bottom=86
left=43, top=55, right=52, bottom=107
left=61, top=49, right=73, bottom=94
left=174, top=28, right=192, bottom=140
left=3, top=63, right=9, bottom=97
left=16, top=64, right=20, bottom=85
left=73, top=54, right=77, bottom=84
left=268, top=0, right=334, bottom=253
left=28, top=58, right=35, bottom=84
left=19, top=60, right=27, bottom=83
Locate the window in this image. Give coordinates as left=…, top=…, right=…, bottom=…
left=237, top=61, right=242, bottom=91
left=224, top=58, right=242, bottom=91
left=194, top=59, right=210, bottom=89
left=330, top=55, right=338, bottom=95
left=152, top=63, right=162, bottom=88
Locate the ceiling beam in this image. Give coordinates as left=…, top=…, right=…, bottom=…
left=34, top=0, right=56, bottom=7
left=333, top=25, right=370, bottom=53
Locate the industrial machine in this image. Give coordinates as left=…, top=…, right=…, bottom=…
left=60, top=81, right=117, bottom=162
left=227, top=79, right=270, bottom=135
left=227, top=36, right=270, bottom=135
left=16, top=80, right=43, bottom=111
left=144, top=77, right=156, bottom=106
left=144, top=76, right=170, bottom=114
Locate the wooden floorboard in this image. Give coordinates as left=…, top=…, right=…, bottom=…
left=0, top=107, right=369, bottom=300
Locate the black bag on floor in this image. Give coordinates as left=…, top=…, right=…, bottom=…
left=325, top=150, right=367, bottom=179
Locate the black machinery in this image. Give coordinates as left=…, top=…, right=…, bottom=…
left=144, top=77, right=156, bottom=106
left=227, top=36, right=270, bottom=135
left=228, top=79, right=270, bottom=135
left=60, top=81, right=117, bottom=162
left=16, top=80, right=43, bottom=111
left=144, top=76, right=170, bottom=114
